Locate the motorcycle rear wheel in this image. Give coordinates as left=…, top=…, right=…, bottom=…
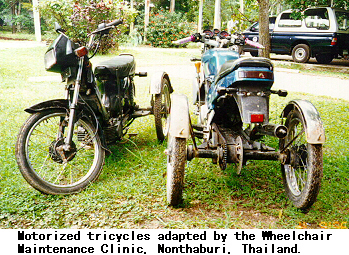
left=166, top=135, right=186, bottom=206
left=15, top=109, right=105, bottom=195
left=280, top=109, right=323, bottom=210
left=154, top=78, right=171, bottom=142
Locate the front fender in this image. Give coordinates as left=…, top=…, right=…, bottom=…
left=169, top=94, right=190, bottom=139
left=281, top=99, right=325, bottom=144
left=25, top=99, right=111, bottom=154
left=150, top=71, right=173, bottom=95
left=25, top=99, right=70, bottom=114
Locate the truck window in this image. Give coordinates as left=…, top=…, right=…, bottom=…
left=335, top=10, right=349, bottom=31
left=249, top=17, right=276, bottom=32
left=278, top=13, right=301, bottom=27
left=304, top=8, right=330, bottom=30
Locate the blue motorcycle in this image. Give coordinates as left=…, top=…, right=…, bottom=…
left=166, top=31, right=325, bottom=210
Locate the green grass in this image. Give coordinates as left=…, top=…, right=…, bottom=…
left=0, top=44, right=348, bottom=229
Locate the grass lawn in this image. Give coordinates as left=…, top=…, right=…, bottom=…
left=0, top=43, right=348, bottom=229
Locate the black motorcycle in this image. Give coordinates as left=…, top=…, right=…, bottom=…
left=15, top=20, right=172, bottom=195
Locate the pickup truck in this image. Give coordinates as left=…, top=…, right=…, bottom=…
left=243, top=7, right=349, bottom=64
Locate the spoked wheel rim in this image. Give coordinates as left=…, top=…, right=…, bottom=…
left=280, top=107, right=323, bottom=210
left=154, top=80, right=171, bottom=142
left=25, top=112, right=102, bottom=188
left=283, top=116, right=308, bottom=196
left=160, top=84, right=171, bottom=136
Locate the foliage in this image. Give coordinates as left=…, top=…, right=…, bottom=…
left=283, top=0, right=348, bottom=11
left=39, top=0, right=137, bottom=54
left=0, top=0, right=34, bottom=32
left=136, top=9, right=196, bottom=48
left=282, top=0, right=348, bottom=20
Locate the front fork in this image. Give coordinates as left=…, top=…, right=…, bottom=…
left=63, top=57, right=84, bottom=151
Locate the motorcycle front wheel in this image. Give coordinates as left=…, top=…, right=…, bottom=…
left=15, top=109, right=105, bottom=195
left=280, top=109, right=323, bottom=210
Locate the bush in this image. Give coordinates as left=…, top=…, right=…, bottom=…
left=136, top=9, right=196, bottom=48
left=39, top=0, right=136, bottom=54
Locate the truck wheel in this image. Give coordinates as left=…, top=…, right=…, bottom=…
left=315, top=53, right=334, bottom=64
left=292, top=44, right=310, bottom=63
left=166, top=135, right=186, bottom=206
left=279, top=108, right=323, bottom=210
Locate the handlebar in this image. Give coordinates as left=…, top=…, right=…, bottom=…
left=106, top=19, right=123, bottom=27
left=244, top=38, right=265, bottom=49
left=173, top=32, right=265, bottom=50
left=91, top=19, right=123, bottom=35
left=205, top=39, right=220, bottom=48
left=172, top=36, right=195, bottom=45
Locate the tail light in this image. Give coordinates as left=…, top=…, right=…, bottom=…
left=331, top=37, right=337, bottom=46
left=251, top=114, right=264, bottom=123
left=239, top=71, right=273, bottom=79
left=75, top=46, right=88, bottom=57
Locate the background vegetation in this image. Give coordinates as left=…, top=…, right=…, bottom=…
left=0, top=45, right=347, bottom=229
left=135, top=9, right=196, bottom=47
left=1, top=0, right=348, bottom=50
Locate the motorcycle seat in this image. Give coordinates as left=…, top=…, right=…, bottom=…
left=95, top=54, right=135, bottom=78
left=216, top=57, right=273, bottom=83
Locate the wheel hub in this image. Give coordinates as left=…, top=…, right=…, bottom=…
left=49, top=138, right=77, bottom=164
left=289, top=145, right=307, bottom=169
left=295, top=48, right=305, bottom=60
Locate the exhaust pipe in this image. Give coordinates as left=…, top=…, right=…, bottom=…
left=254, top=124, right=288, bottom=139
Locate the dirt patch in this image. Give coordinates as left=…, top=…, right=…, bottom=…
left=0, top=36, right=29, bottom=41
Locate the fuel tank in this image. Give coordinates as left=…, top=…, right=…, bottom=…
left=201, top=48, right=240, bottom=77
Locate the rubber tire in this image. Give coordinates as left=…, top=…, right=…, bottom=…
left=167, top=135, right=187, bottom=206
left=15, top=109, right=105, bottom=195
left=315, top=53, right=334, bottom=64
left=292, top=44, right=310, bottom=63
left=154, top=78, right=171, bottom=142
left=280, top=109, right=323, bottom=210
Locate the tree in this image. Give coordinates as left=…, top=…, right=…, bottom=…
left=170, top=0, right=174, bottom=12
left=214, top=0, right=221, bottom=29
left=257, top=0, right=270, bottom=58
left=283, top=0, right=347, bottom=11
left=0, top=0, right=34, bottom=33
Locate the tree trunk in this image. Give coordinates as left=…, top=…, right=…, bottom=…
left=214, top=0, right=221, bottom=29
left=12, top=5, right=16, bottom=33
left=17, top=0, right=21, bottom=32
left=130, top=0, right=134, bottom=32
left=170, top=0, right=175, bottom=12
left=258, top=0, right=270, bottom=58
left=144, top=0, right=150, bottom=42
left=198, top=0, right=203, bottom=32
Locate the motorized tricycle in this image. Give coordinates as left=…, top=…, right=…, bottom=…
left=166, top=31, right=325, bottom=210
left=15, top=20, right=172, bottom=195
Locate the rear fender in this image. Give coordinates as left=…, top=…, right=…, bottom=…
left=281, top=99, right=325, bottom=144
left=169, top=94, right=190, bottom=139
left=150, top=71, right=173, bottom=95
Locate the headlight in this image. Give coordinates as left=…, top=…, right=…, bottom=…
left=44, top=49, right=57, bottom=70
